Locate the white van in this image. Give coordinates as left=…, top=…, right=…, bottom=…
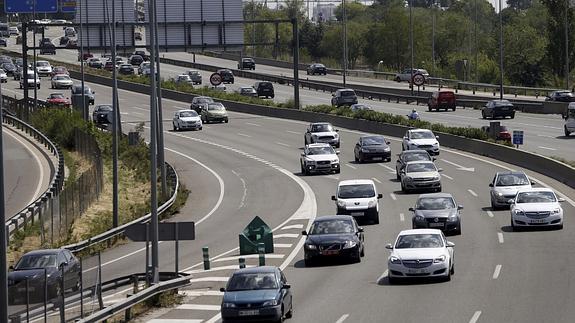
left=331, top=179, right=383, bottom=224
left=565, top=103, right=575, bottom=136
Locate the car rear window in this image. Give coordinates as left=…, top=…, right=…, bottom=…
left=341, top=91, right=356, bottom=97
left=258, top=82, right=273, bottom=89
left=438, top=92, right=455, bottom=98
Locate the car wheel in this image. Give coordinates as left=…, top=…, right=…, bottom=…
left=491, top=199, right=498, bottom=210
left=335, top=168, right=340, bottom=174
left=395, top=76, right=401, bottom=82
left=401, top=181, right=408, bottom=193
left=72, top=277, right=81, bottom=292
left=358, top=153, right=364, bottom=163
left=304, top=258, right=313, bottom=267
left=360, top=245, right=365, bottom=257
left=396, top=172, right=401, bottom=181
left=452, top=107, right=456, bottom=111
left=428, top=106, right=432, bottom=112
left=354, top=154, right=358, bottom=162
left=511, top=219, right=516, bottom=231
left=354, top=250, right=362, bottom=263
left=224, top=119, right=229, bottom=123
left=173, top=123, right=177, bottom=131
left=565, top=126, right=571, bottom=136
left=436, top=186, right=442, bottom=193
left=454, top=225, right=462, bottom=235
left=388, top=274, right=396, bottom=285
left=481, top=111, right=486, bottom=119
left=372, top=212, right=380, bottom=225
left=510, top=113, right=515, bottom=119
left=285, top=303, right=293, bottom=319
left=445, top=264, right=452, bottom=281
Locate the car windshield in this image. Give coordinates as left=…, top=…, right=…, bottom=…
left=406, top=163, right=436, bottom=173
left=338, top=184, right=375, bottom=198
left=311, top=124, right=333, bottom=132
left=55, top=75, right=69, bottom=80
left=307, top=146, right=335, bottom=155
left=240, top=88, right=253, bottom=93
left=516, top=191, right=557, bottom=203
left=179, top=111, right=198, bottom=117
left=227, top=272, right=278, bottom=291
left=340, top=90, right=355, bottom=97
left=556, top=91, right=573, bottom=97
left=196, top=97, right=213, bottom=104
left=495, top=174, right=530, bottom=186
left=362, top=136, right=385, bottom=146
left=50, top=94, right=65, bottom=99
left=97, top=105, right=112, bottom=112
left=416, top=197, right=455, bottom=210
left=36, top=62, right=49, bottom=67
left=404, top=152, right=431, bottom=162
left=395, top=234, right=444, bottom=249
left=207, top=103, right=224, bottom=111
left=309, top=219, right=354, bottom=235
left=410, top=131, right=434, bottom=139
left=15, top=254, right=57, bottom=269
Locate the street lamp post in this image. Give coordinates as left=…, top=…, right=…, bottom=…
left=432, top=3, right=435, bottom=76
left=342, top=0, right=348, bottom=87
left=498, top=0, right=504, bottom=100
left=409, top=0, right=414, bottom=95
left=566, top=0, right=570, bottom=90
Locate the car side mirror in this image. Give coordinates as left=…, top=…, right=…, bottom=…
left=282, top=284, right=291, bottom=289
left=435, top=135, right=439, bottom=139
left=335, top=129, right=339, bottom=132
left=220, top=287, right=226, bottom=292
left=408, top=207, right=415, bottom=212
left=432, top=157, right=436, bottom=161
left=60, top=262, right=68, bottom=268
left=446, top=241, right=455, bottom=248
left=403, top=136, right=408, bottom=140
left=301, top=230, right=307, bottom=236
left=358, top=227, right=364, bottom=233
left=386, top=141, right=390, bottom=145
left=437, top=168, right=443, bottom=172
left=9, top=265, right=14, bottom=270
left=489, top=183, right=494, bottom=187
left=331, top=93, right=335, bottom=96
left=558, top=197, right=566, bottom=202
left=331, top=195, right=336, bottom=201
left=507, top=199, right=515, bottom=204
left=300, top=152, right=305, bottom=156
left=336, top=151, right=340, bottom=155
left=458, top=205, right=464, bottom=210
left=400, top=169, right=406, bottom=174
left=385, top=243, right=393, bottom=250
left=377, top=193, right=383, bottom=199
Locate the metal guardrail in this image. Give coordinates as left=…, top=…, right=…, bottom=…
left=62, top=161, right=180, bottom=253
left=2, top=113, right=65, bottom=240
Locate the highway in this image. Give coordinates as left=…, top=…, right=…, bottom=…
left=4, top=29, right=575, bottom=322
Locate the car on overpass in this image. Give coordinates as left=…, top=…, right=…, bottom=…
left=331, top=88, right=358, bottom=107
left=394, top=68, right=429, bottom=82
left=217, top=69, right=235, bottom=84
left=172, top=109, right=202, bottom=131
left=510, top=188, right=565, bottom=230
left=564, top=103, right=575, bottom=136
left=410, top=193, right=462, bottom=235
left=332, top=179, right=382, bottom=224
left=400, top=161, right=442, bottom=193
left=395, top=150, right=434, bottom=180
left=353, top=135, right=391, bottom=163
left=402, top=129, right=440, bottom=155
left=481, top=99, right=515, bottom=119
left=300, top=143, right=340, bottom=175
left=238, top=57, right=255, bottom=70
left=386, top=229, right=455, bottom=283
left=186, top=69, right=202, bottom=84
left=302, top=215, right=365, bottom=265
left=489, top=171, right=533, bottom=209
left=545, top=90, right=575, bottom=102
left=304, top=122, right=340, bottom=147
left=307, top=63, right=327, bottom=75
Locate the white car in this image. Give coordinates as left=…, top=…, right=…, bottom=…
left=510, top=188, right=565, bottom=231
left=331, top=179, right=382, bottom=224
left=400, top=161, right=442, bottom=193
left=489, top=171, right=533, bottom=209
left=386, top=229, right=455, bottom=283
left=35, top=60, right=52, bottom=76
left=51, top=74, right=73, bottom=89
left=564, top=103, right=575, bottom=136
left=0, top=69, right=7, bottom=83
left=300, top=143, right=340, bottom=175
left=402, top=129, right=440, bottom=155
left=304, top=122, right=340, bottom=148
left=394, top=68, right=430, bottom=82
left=172, top=109, right=202, bottom=131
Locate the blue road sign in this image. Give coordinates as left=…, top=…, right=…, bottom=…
left=5, top=0, right=58, bottom=13
left=512, top=130, right=524, bottom=145
left=60, top=0, right=76, bottom=13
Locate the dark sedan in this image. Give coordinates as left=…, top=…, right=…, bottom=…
left=118, top=63, right=135, bottom=75
left=303, top=215, right=364, bottom=266
left=410, top=193, right=462, bottom=235
left=1, top=62, right=16, bottom=75
left=395, top=149, right=434, bottom=180
left=354, top=135, right=391, bottom=163
left=220, top=266, right=293, bottom=323
left=545, top=90, right=575, bottom=102
left=129, top=54, right=144, bottom=66
left=8, top=249, right=81, bottom=304
left=190, top=96, right=214, bottom=113
left=307, top=63, right=327, bottom=75
left=482, top=99, right=515, bottom=119
left=217, top=69, right=235, bottom=84
left=92, top=104, right=113, bottom=125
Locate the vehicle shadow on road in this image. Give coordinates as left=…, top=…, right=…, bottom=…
left=501, top=225, right=563, bottom=233
left=557, top=135, right=575, bottom=139
left=377, top=276, right=447, bottom=286
left=292, top=259, right=358, bottom=269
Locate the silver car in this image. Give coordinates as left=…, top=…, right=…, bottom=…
left=0, top=69, right=6, bottom=83
left=410, top=193, right=462, bottom=235
left=187, top=69, right=202, bottom=84
left=51, top=74, right=73, bottom=89
left=394, top=68, right=430, bottom=82
left=489, top=171, right=533, bottom=209
left=304, top=122, right=340, bottom=148
left=400, top=161, right=442, bottom=193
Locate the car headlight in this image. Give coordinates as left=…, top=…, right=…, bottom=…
left=305, top=244, right=317, bottom=250
left=415, top=215, right=425, bottom=221
left=448, top=213, right=459, bottom=222
left=337, top=200, right=346, bottom=208
left=495, top=192, right=503, bottom=197
left=343, top=240, right=357, bottom=249
left=368, top=200, right=377, bottom=208
left=304, top=158, right=315, bottom=164
left=434, top=255, right=446, bottom=263
left=262, top=299, right=278, bottom=307
left=432, top=176, right=440, bottom=181
left=389, top=256, right=401, bottom=264
left=331, top=159, right=339, bottom=164
left=552, top=208, right=561, bottom=214
left=222, top=302, right=237, bottom=308
left=404, top=176, right=413, bottom=182
left=361, top=148, right=369, bottom=152
left=514, top=209, right=524, bottom=216
left=384, top=147, right=391, bottom=152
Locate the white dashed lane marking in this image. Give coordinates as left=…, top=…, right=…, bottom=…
left=469, top=311, right=482, bottom=323
left=493, top=265, right=502, bottom=279
left=346, top=164, right=357, bottom=170
left=276, top=142, right=290, bottom=147
left=245, top=122, right=261, bottom=127
left=498, top=232, right=504, bottom=244
left=442, top=174, right=454, bottom=180
left=282, top=224, right=304, bottom=230
left=487, top=211, right=494, bottom=218
left=371, top=177, right=382, bottom=184
left=390, top=193, right=397, bottom=201
left=399, top=213, right=405, bottom=222
left=177, top=304, right=221, bottom=311
left=335, top=314, right=350, bottom=323
left=468, top=189, right=478, bottom=197
left=237, top=133, right=251, bottom=138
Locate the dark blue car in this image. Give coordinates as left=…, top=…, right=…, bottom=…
left=220, top=266, right=293, bottom=322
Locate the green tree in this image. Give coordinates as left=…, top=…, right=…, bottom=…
left=503, top=22, right=547, bottom=85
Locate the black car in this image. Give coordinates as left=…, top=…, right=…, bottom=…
left=39, top=38, right=52, bottom=47
left=190, top=96, right=214, bottom=113
left=395, top=150, right=434, bottom=180
left=1, top=62, right=16, bottom=75
left=59, top=36, right=69, bottom=45
left=92, top=104, right=113, bottom=125
left=220, top=266, right=293, bottom=323
left=128, top=54, right=144, bottom=66
left=0, top=56, right=12, bottom=65
left=253, top=81, right=275, bottom=98
left=331, top=88, right=358, bottom=107
left=71, top=84, right=95, bottom=105
left=307, top=63, right=327, bottom=75
left=238, top=57, right=255, bottom=70
left=482, top=99, right=515, bottom=119
left=8, top=249, right=81, bottom=304
left=354, top=135, right=392, bottom=163
left=303, top=215, right=364, bottom=266
left=118, top=64, right=134, bottom=75
left=217, top=69, right=234, bottom=84
left=40, top=42, right=56, bottom=55
left=545, top=90, right=575, bottom=102
left=133, top=50, right=149, bottom=61
left=0, top=38, right=7, bottom=47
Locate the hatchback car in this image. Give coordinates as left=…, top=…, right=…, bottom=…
left=87, top=58, right=104, bottom=69
left=482, top=100, right=515, bottom=119
left=411, top=193, right=462, bottom=235
left=71, top=84, right=95, bottom=105
left=402, top=129, right=440, bottom=155
left=545, top=90, right=575, bottom=102
left=238, top=57, right=256, bottom=70
left=303, top=215, right=364, bottom=265
left=354, top=135, right=391, bottom=163
left=187, top=69, right=202, bottom=84
left=300, top=143, right=340, bottom=175
left=394, top=68, right=430, bottom=82
left=19, top=71, right=41, bottom=89
left=8, top=249, right=81, bottom=304
left=118, top=63, right=134, bottom=75
left=35, top=60, right=52, bottom=76
left=92, top=104, right=113, bottom=125
left=175, top=74, right=193, bottom=85
left=217, top=69, right=235, bottom=84
left=201, top=102, right=229, bottom=123
left=304, top=122, right=340, bottom=147
left=237, top=86, right=258, bottom=97
left=489, top=171, right=533, bottom=209
left=190, top=96, right=214, bottom=113
left=251, top=81, right=274, bottom=98
left=331, top=88, right=358, bottom=107
left=332, top=179, right=382, bottom=224
left=307, top=63, right=327, bottom=75
left=510, top=188, right=565, bottom=230
left=128, top=54, right=144, bottom=66
left=1, top=62, right=16, bottom=75
left=386, top=229, right=455, bottom=283
left=220, top=266, right=293, bottom=323
left=173, top=109, right=202, bottom=131
left=428, top=91, right=456, bottom=111
left=46, top=93, right=71, bottom=107
left=50, top=66, right=69, bottom=77
left=395, top=150, right=434, bottom=180
left=39, top=42, right=56, bottom=55
left=400, top=161, right=442, bottom=193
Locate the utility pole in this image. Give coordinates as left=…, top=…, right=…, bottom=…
left=111, top=0, right=119, bottom=228
left=432, top=1, right=436, bottom=76
left=154, top=2, right=167, bottom=200
left=0, top=76, right=8, bottom=323
left=80, top=0, right=87, bottom=120
left=566, top=0, right=570, bottom=90
left=409, top=0, right=414, bottom=95
left=475, top=0, right=478, bottom=83
left=293, top=17, right=300, bottom=109
left=342, top=0, right=348, bottom=87
left=498, top=0, right=504, bottom=100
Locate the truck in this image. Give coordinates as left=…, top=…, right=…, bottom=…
left=564, top=103, right=575, bottom=136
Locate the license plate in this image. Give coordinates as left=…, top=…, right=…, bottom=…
left=373, top=157, right=383, bottom=161
left=408, top=269, right=425, bottom=274
left=351, top=212, right=364, bottom=216
left=239, top=310, right=259, bottom=316
left=530, top=219, right=547, bottom=224
left=322, top=250, right=339, bottom=256
left=501, top=108, right=509, bottom=110
left=429, top=223, right=444, bottom=228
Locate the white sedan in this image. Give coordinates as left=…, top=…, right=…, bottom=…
left=402, top=129, right=440, bottom=155
left=386, top=229, right=454, bottom=283
left=510, top=188, right=565, bottom=230
left=172, top=109, right=202, bottom=131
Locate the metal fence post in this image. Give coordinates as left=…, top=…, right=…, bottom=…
left=239, top=257, right=245, bottom=269
left=59, top=265, right=65, bottom=323
left=203, top=247, right=210, bottom=270
left=258, top=243, right=265, bottom=266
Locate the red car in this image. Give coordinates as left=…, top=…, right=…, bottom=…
left=50, top=66, right=69, bottom=78
left=46, top=93, right=71, bottom=107
left=428, top=90, right=456, bottom=111
left=78, top=52, right=93, bottom=61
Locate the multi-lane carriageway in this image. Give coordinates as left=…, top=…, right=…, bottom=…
left=2, top=29, right=575, bottom=322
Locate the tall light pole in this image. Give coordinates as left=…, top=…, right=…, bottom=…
left=0, top=70, right=8, bottom=323
left=409, top=0, right=414, bottom=95
left=498, top=0, right=504, bottom=100
left=342, top=0, right=348, bottom=87
left=565, top=0, right=570, bottom=90
left=431, top=1, right=436, bottom=76
left=474, top=0, right=478, bottom=83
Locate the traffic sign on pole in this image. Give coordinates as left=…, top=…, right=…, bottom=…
left=512, top=130, right=524, bottom=148
left=4, top=0, right=58, bottom=13
left=412, top=73, right=425, bottom=87
left=60, top=0, right=76, bottom=13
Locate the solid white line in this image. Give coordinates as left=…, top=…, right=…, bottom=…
left=538, top=146, right=557, bottom=151
left=274, top=243, right=293, bottom=248
left=442, top=174, right=454, bottom=180
left=537, top=134, right=555, bottom=138
left=346, top=164, right=357, bottom=170
left=237, top=133, right=251, bottom=138
left=148, top=320, right=204, bottom=323
left=335, top=314, right=350, bottom=323
left=497, top=232, right=504, bottom=244
left=231, top=170, right=247, bottom=210
left=377, top=270, right=389, bottom=283
left=493, top=264, right=502, bottom=279
left=180, top=290, right=224, bottom=297
left=190, top=277, right=230, bottom=283
left=213, top=254, right=284, bottom=263
left=469, top=311, right=482, bottom=323
left=275, top=141, right=290, bottom=147
left=390, top=193, right=397, bottom=201
left=282, top=224, right=304, bottom=230
left=467, top=189, right=478, bottom=197
left=245, top=122, right=261, bottom=127
left=286, top=130, right=299, bottom=134
left=205, top=314, right=222, bottom=323
left=371, top=177, right=382, bottom=184
left=487, top=211, right=494, bottom=218
left=187, top=265, right=255, bottom=274
left=177, top=304, right=221, bottom=311
left=274, top=233, right=299, bottom=239
left=399, top=213, right=405, bottom=222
